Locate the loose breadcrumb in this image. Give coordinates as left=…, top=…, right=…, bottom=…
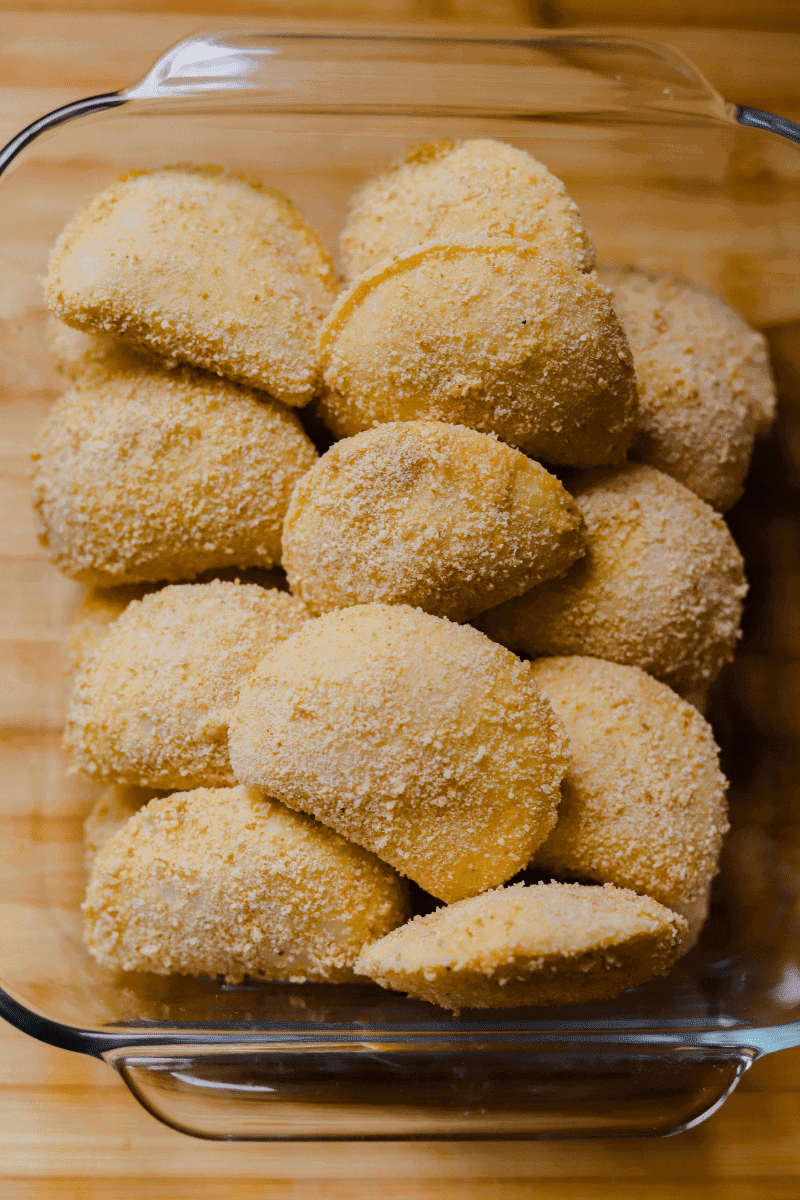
left=229, top=603, right=568, bottom=903
left=282, top=420, right=585, bottom=621
left=529, top=656, right=729, bottom=952
left=45, top=167, right=337, bottom=405
left=340, top=138, right=594, bottom=280
left=317, top=240, right=637, bottom=467
left=65, top=581, right=309, bottom=790
left=355, top=881, right=687, bottom=1010
left=32, top=357, right=318, bottom=585
left=599, top=264, right=777, bottom=510
left=83, top=786, right=410, bottom=982
left=476, top=463, right=747, bottom=691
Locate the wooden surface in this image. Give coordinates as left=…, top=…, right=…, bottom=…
left=2, top=2, right=800, bottom=1197
left=3, top=1015, right=800, bottom=1199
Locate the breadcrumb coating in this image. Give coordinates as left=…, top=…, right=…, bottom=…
left=282, top=420, right=585, bottom=621
left=355, top=881, right=687, bottom=1010
left=32, top=357, right=318, bottom=585
left=67, top=583, right=161, bottom=676
left=599, top=264, right=777, bottom=511
left=529, top=656, right=729, bottom=953
left=317, top=240, right=638, bottom=466
left=65, top=581, right=309, bottom=790
left=83, top=783, right=168, bottom=870
left=45, top=167, right=337, bottom=405
left=84, top=786, right=409, bottom=982
left=228, top=604, right=568, bottom=903
left=340, top=138, right=594, bottom=281
left=67, top=567, right=289, bottom=677
left=476, top=463, right=747, bottom=691
left=47, top=317, right=163, bottom=380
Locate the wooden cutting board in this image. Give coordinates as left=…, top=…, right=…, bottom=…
left=2, top=3, right=800, bottom=1197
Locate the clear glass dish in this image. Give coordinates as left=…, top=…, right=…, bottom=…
left=1, top=29, right=800, bottom=1142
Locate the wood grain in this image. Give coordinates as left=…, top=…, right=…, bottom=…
left=2, top=994, right=800, bottom=1185
left=3, top=1184, right=800, bottom=1200
left=3, top=11, right=800, bottom=118
left=2, top=3, right=800, bottom=1197
left=1, top=0, right=799, bottom=28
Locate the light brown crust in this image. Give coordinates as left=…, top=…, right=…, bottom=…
left=282, top=420, right=586, bottom=621
left=355, top=881, right=687, bottom=1010
left=32, top=358, right=318, bottom=586
left=83, top=786, right=410, bottom=982
left=45, top=167, right=337, bottom=405
left=476, top=463, right=747, bottom=691
left=528, top=656, right=729, bottom=952
left=65, top=581, right=309, bottom=791
left=228, top=604, right=568, bottom=903
left=340, top=138, right=594, bottom=281
left=83, top=783, right=169, bottom=871
left=317, top=240, right=637, bottom=467
left=67, top=583, right=161, bottom=676
left=47, top=317, right=163, bottom=380
left=67, top=567, right=289, bottom=677
left=599, top=264, right=777, bottom=511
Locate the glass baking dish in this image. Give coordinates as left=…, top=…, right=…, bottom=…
left=2, top=28, right=800, bottom=1142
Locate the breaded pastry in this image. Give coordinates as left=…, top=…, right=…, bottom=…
left=229, top=604, right=568, bottom=903
left=45, top=167, right=336, bottom=405
left=355, top=881, right=687, bottom=1010
left=65, top=581, right=309, bottom=790
left=318, top=241, right=637, bottom=466
left=528, top=657, right=729, bottom=952
left=32, top=358, right=318, bottom=585
left=282, top=420, right=586, bottom=621
left=599, top=264, right=777, bottom=510
left=476, top=463, right=747, bottom=691
left=47, top=316, right=159, bottom=380
left=67, top=567, right=288, bottom=676
left=67, top=583, right=161, bottom=675
left=340, top=138, right=594, bottom=281
left=84, top=786, right=409, bottom=982
left=83, top=784, right=168, bottom=870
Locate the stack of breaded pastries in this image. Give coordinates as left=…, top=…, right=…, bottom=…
left=33, top=140, right=775, bottom=1011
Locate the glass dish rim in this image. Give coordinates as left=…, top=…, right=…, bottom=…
left=1, top=25, right=799, bottom=1065
left=2, top=28, right=800, bottom=181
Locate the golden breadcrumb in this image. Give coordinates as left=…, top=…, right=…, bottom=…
left=599, top=264, right=777, bottom=511
left=32, top=357, right=318, bottom=585
left=476, top=463, right=747, bottom=691
left=84, top=786, right=410, bottom=982
left=228, top=603, right=568, bottom=904
left=65, top=581, right=309, bottom=790
left=317, top=240, right=637, bottom=466
left=45, top=166, right=337, bottom=405
left=83, top=783, right=169, bottom=870
left=355, top=881, right=687, bottom=1010
left=67, top=567, right=289, bottom=677
left=340, top=138, right=594, bottom=281
left=282, top=420, right=586, bottom=621
left=529, top=656, right=729, bottom=953
left=67, top=583, right=161, bottom=676
left=47, top=316, right=163, bottom=380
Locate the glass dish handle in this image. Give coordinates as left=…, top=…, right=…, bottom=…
left=104, top=1038, right=756, bottom=1141
left=736, top=106, right=800, bottom=145
left=3, top=31, right=800, bottom=184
